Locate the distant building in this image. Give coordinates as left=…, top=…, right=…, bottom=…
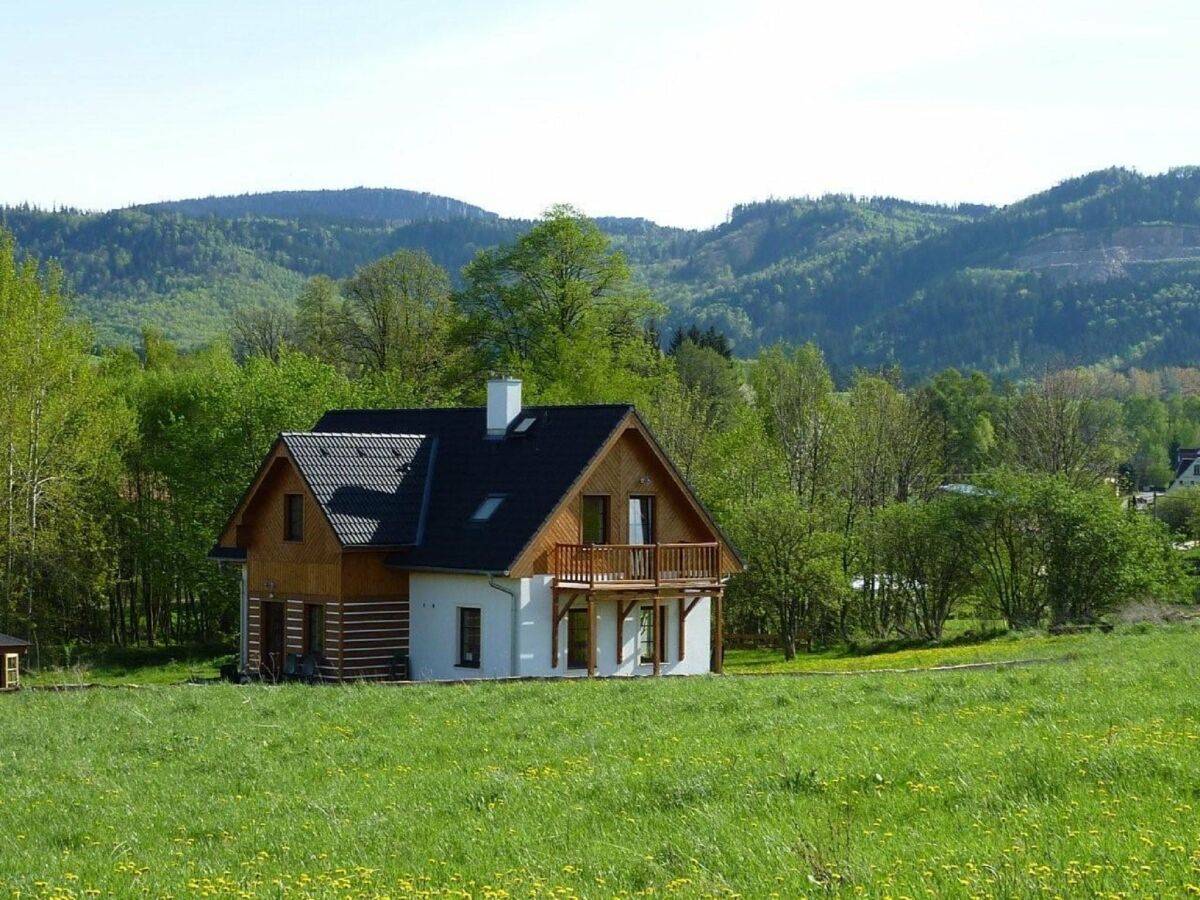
left=1166, top=449, right=1200, bottom=493
left=0, top=634, right=28, bottom=690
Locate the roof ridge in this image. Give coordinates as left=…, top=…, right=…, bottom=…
left=319, top=403, right=636, bottom=414
left=283, top=431, right=428, bottom=438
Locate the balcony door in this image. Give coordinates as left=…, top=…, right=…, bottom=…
left=629, top=496, right=656, bottom=579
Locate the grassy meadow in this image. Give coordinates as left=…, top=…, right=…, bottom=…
left=2, top=626, right=1200, bottom=898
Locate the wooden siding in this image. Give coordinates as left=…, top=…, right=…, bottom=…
left=513, top=421, right=728, bottom=577
left=339, top=598, right=410, bottom=680
left=224, top=445, right=342, bottom=600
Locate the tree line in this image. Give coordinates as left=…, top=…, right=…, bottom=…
left=0, top=207, right=1192, bottom=659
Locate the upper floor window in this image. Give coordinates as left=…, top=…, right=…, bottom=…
left=582, top=495, right=609, bottom=544
left=284, top=493, right=304, bottom=541
left=1192, top=462, right=1199, bottom=476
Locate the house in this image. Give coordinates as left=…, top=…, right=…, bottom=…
left=0, top=634, right=29, bottom=690
left=1166, top=448, right=1200, bottom=493
left=210, top=378, right=742, bottom=682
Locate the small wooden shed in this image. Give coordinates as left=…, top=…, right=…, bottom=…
left=0, top=634, right=29, bottom=690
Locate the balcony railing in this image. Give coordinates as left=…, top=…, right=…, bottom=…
left=553, top=542, right=721, bottom=589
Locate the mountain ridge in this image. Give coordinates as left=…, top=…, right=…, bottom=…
left=4, top=166, right=1200, bottom=376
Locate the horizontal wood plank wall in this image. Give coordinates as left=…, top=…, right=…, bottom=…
left=339, top=599, right=410, bottom=679
left=340, top=554, right=410, bottom=680
left=247, top=597, right=261, bottom=671
left=514, top=425, right=717, bottom=577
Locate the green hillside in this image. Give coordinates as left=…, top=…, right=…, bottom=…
left=5, top=168, right=1200, bottom=374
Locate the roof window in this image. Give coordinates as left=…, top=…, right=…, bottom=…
left=471, top=495, right=506, bottom=522
left=513, top=417, right=536, bottom=434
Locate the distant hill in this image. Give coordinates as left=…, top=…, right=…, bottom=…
left=4, top=168, right=1200, bottom=375
left=135, top=187, right=497, bottom=225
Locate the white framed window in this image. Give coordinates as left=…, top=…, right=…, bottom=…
left=4, top=653, right=18, bottom=689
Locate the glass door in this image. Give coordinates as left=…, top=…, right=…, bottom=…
left=567, top=608, right=589, bottom=669
left=628, top=496, right=656, bottom=579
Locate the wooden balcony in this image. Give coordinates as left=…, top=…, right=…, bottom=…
left=553, top=542, right=722, bottom=591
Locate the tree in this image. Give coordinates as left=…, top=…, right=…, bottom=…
left=751, top=343, right=838, bottom=511
left=1006, top=370, right=1128, bottom=488
left=727, top=491, right=844, bottom=658
left=230, top=303, right=296, bottom=363
left=342, top=250, right=456, bottom=391
left=0, top=229, right=130, bottom=638
left=294, top=275, right=346, bottom=364
left=456, top=205, right=654, bottom=385
left=960, top=471, right=1182, bottom=629
left=872, top=498, right=977, bottom=640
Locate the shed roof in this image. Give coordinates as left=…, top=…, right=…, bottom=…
left=0, top=633, right=29, bottom=651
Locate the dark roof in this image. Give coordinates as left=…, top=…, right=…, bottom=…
left=313, top=405, right=633, bottom=572
left=0, top=633, right=29, bottom=650
left=281, top=432, right=436, bottom=547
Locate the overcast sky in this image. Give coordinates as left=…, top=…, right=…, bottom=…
left=2, top=0, right=1197, bottom=229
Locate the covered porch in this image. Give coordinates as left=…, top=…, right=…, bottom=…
left=551, top=542, right=725, bottom=675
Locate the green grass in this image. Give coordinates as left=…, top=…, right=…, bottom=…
left=724, top=628, right=1089, bottom=674
left=2, top=627, right=1200, bottom=898
left=21, top=644, right=233, bottom=687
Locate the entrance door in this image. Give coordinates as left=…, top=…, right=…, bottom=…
left=260, top=601, right=286, bottom=680
left=566, top=607, right=589, bottom=670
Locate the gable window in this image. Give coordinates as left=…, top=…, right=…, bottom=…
left=471, top=495, right=505, bottom=522
left=1193, top=463, right=1200, bottom=476
left=458, top=607, right=481, bottom=668
left=581, top=495, right=609, bottom=544
left=284, top=493, right=304, bottom=542
left=629, top=496, right=656, bottom=544
left=638, top=605, right=664, bottom=664
left=304, top=603, right=325, bottom=655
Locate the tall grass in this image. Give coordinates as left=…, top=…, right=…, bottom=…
left=1, top=626, right=1198, bottom=897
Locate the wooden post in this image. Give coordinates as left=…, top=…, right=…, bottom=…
left=677, top=597, right=685, bottom=661
left=587, top=595, right=597, bottom=677
left=551, top=594, right=559, bottom=668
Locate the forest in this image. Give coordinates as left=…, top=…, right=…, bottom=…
left=4, top=167, right=1200, bottom=375
left=2, top=203, right=1198, bottom=661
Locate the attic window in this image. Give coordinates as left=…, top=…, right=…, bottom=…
left=513, top=417, right=536, bottom=434
left=471, top=495, right=506, bottom=522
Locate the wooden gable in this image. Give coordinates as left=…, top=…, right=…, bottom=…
left=219, top=442, right=342, bottom=599
left=509, top=411, right=742, bottom=577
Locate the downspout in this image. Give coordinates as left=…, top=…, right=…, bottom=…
left=488, top=575, right=519, bottom=678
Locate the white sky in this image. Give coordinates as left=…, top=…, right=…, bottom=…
left=1, top=0, right=1197, bottom=228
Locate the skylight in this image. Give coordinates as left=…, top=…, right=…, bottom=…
left=471, top=495, right=506, bottom=522
left=513, top=417, right=536, bottom=434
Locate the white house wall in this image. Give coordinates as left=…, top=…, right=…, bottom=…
left=408, top=571, right=713, bottom=680
left=408, top=573, right=516, bottom=680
